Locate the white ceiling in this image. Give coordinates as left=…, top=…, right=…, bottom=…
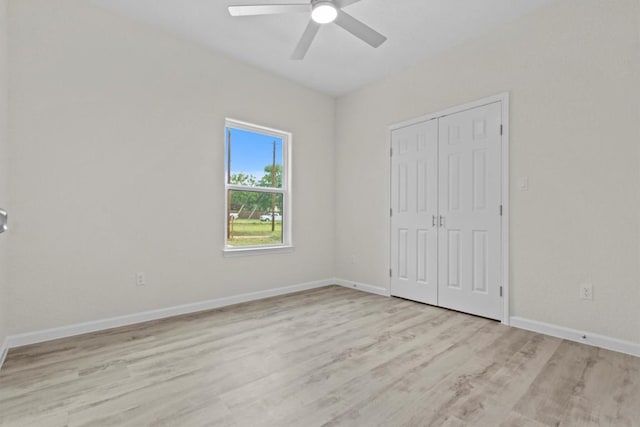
left=90, top=0, right=556, bottom=96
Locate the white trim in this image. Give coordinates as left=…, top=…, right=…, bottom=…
left=0, top=337, right=8, bottom=371
left=331, top=279, right=639, bottom=358
left=225, top=118, right=291, bottom=140
left=223, top=245, right=295, bottom=257
left=510, top=316, right=640, bottom=358
left=329, top=280, right=639, bottom=358
left=334, top=278, right=391, bottom=297
left=500, top=93, right=510, bottom=325
left=387, top=92, right=511, bottom=325
left=386, top=112, right=394, bottom=306
left=388, top=92, right=510, bottom=131
left=6, top=279, right=333, bottom=350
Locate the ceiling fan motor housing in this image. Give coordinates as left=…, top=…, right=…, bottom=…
left=311, top=0, right=338, bottom=24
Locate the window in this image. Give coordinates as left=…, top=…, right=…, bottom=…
left=224, top=119, right=291, bottom=253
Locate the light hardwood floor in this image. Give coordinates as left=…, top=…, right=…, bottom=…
left=0, top=285, right=638, bottom=426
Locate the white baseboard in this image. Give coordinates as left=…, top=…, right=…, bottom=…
left=333, top=280, right=639, bottom=358
left=334, top=278, right=390, bottom=297
left=331, top=280, right=639, bottom=358
left=510, top=316, right=640, bottom=358
left=6, top=279, right=635, bottom=369
left=0, top=337, right=8, bottom=371
left=6, top=279, right=333, bottom=350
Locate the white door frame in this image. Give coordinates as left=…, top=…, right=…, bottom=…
left=387, top=92, right=510, bottom=325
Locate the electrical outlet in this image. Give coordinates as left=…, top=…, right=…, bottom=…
left=136, top=272, right=146, bottom=287
left=580, top=283, right=593, bottom=300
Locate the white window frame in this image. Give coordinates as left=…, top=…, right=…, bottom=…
left=223, top=118, right=293, bottom=256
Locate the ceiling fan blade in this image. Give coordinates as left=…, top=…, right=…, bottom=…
left=228, top=4, right=310, bottom=17
left=336, top=0, right=362, bottom=8
left=291, top=20, right=320, bottom=60
left=334, top=10, right=386, bottom=48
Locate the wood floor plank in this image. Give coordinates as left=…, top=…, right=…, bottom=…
left=0, top=285, right=638, bottom=427
left=222, top=311, right=479, bottom=426
left=499, top=412, right=549, bottom=427
left=556, top=345, right=640, bottom=427
left=513, top=341, right=602, bottom=425
left=218, top=305, right=454, bottom=410
left=352, top=324, right=524, bottom=426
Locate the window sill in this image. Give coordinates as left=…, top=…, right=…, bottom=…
left=223, top=245, right=295, bottom=257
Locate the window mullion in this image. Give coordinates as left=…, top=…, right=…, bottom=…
left=226, top=184, right=284, bottom=195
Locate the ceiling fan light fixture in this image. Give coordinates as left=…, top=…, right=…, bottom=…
left=311, top=1, right=338, bottom=24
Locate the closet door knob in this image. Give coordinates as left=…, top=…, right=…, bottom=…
left=439, top=215, right=446, bottom=228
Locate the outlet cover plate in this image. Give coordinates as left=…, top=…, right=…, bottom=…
left=580, top=283, right=593, bottom=300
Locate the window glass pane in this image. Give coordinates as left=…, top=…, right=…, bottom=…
left=226, top=127, right=283, bottom=189
left=227, top=190, right=283, bottom=247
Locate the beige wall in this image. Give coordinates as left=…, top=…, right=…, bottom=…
left=0, top=0, right=8, bottom=346
left=7, top=0, right=335, bottom=333
left=335, top=0, right=640, bottom=343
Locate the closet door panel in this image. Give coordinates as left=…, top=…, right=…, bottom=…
left=437, top=102, right=503, bottom=320
left=390, top=120, right=439, bottom=305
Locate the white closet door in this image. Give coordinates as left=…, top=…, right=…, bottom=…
left=390, top=119, right=439, bottom=305
left=437, top=102, right=503, bottom=320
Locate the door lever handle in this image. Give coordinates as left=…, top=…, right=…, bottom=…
left=0, top=209, right=7, bottom=233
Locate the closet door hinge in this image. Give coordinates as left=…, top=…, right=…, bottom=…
left=500, top=205, right=503, bottom=216
left=390, top=208, right=393, bottom=217
left=390, top=147, right=393, bottom=157
left=389, top=269, right=392, bottom=278
left=500, top=286, right=503, bottom=297
left=500, top=124, right=503, bottom=135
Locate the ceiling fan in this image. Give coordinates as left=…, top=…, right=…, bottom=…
left=228, top=0, right=387, bottom=60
